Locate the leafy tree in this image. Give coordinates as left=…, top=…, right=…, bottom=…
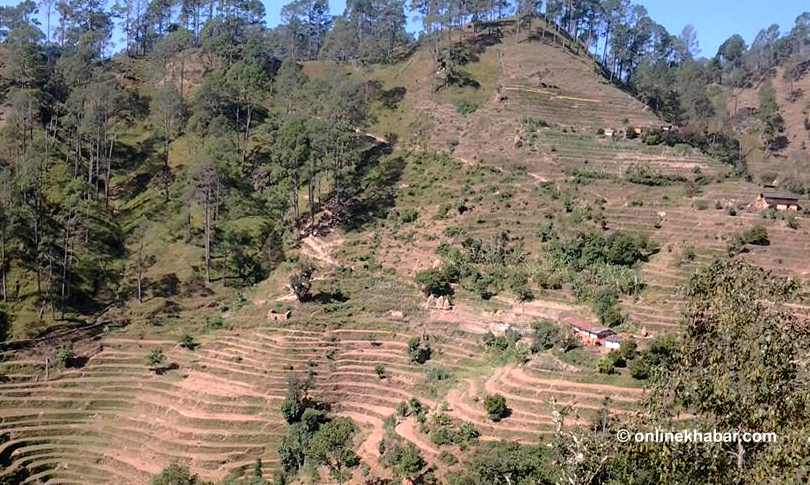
left=447, top=441, right=554, bottom=485
left=278, top=0, right=331, bottom=60
left=396, top=443, right=427, bottom=481
left=289, top=261, right=315, bottom=302
left=219, top=217, right=277, bottom=286
left=530, top=319, right=561, bottom=352
left=595, top=354, right=615, bottom=374
left=273, top=116, right=311, bottom=224
left=187, top=137, right=226, bottom=283
left=483, top=393, right=508, bottom=421
left=306, top=417, right=360, bottom=483
left=150, top=82, right=185, bottom=200
left=415, top=267, right=452, bottom=296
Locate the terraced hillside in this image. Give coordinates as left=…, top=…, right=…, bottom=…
left=0, top=303, right=644, bottom=483
left=365, top=35, right=725, bottom=182
left=2, top=20, right=809, bottom=485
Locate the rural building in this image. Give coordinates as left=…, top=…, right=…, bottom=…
left=267, top=309, right=291, bottom=322
left=603, top=128, right=614, bottom=137
left=755, top=192, right=801, bottom=211
left=605, top=333, right=631, bottom=350
left=568, top=319, right=614, bottom=347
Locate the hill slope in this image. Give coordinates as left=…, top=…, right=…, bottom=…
left=2, top=29, right=810, bottom=485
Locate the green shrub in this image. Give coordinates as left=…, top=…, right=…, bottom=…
left=456, top=99, right=479, bottom=116
left=151, top=465, right=203, bottom=485
left=179, top=334, right=197, bottom=350
left=787, top=214, right=799, bottom=229
left=740, top=225, right=769, bottom=246
left=434, top=204, right=451, bottom=220
left=596, top=354, right=615, bottom=374
left=459, top=422, right=480, bottom=443
left=407, top=337, right=432, bottom=364
left=682, top=246, right=696, bottom=262
left=625, top=165, right=686, bottom=186
left=425, top=367, right=453, bottom=382
left=56, top=343, right=75, bottom=367
left=630, top=335, right=678, bottom=380
left=483, top=394, right=508, bottom=421
left=399, top=208, right=419, bottom=223
left=415, top=268, right=452, bottom=296
left=203, top=316, right=225, bottom=333
left=374, top=364, right=386, bottom=379
left=397, top=401, right=410, bottom=417
left=431, top=426, right=455, bottom=446
left=146, top=349, right=166, bottom=370
left=482, top=332, right=509, bottom=351
left=620, top=338, right=638, bottom=361
left=594, top=287, right=625, bottom=327
left=439, top=451, right=458, bottom=465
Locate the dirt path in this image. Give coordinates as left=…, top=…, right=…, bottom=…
left=395, top=419, right=441, bottom=460
left=335, top=411, right=385, bottom=468
left=510, top=367, right=643, bottom=397
left=301, top=235, right=344, bottom=266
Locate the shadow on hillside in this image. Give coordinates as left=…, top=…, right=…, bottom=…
left=155, top=362, right=179, bottom=375
left=341, top=147, right=405, bottom=232
left=468, top=32, right=502, bottom=52
left=65, top=356, right=89, bottom=369
left=113, top=137, right=160, bottom=201
left=312, top=288, right=349, bottom=304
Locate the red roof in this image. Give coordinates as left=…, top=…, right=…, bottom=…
left=565, top=318, right=614, bottom=337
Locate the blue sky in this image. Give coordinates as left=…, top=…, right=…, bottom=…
left=266, top=0, right=808, bottom=57
left=0, top=0, right=806, bottom=56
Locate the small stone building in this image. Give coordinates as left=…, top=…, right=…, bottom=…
left=754, top=192, right=801, bottom=211
left=569, top=320, right=614, bottom=347
left=267, top=309, right=291, bottom=322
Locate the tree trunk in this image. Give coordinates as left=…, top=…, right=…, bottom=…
left=291, top=174, right=300, bottom=224
left=60, top=210, right=71, bottom=302
left=205, top=184, right=211, bottom=283
left=243, top=103, right=252, bottom=167
left=106, top=132, right=115, bottom=204
left=137, top=239, right=144, bottom=302
left=1, top=225, right=5, bottom=303
left=308, top=161, right=316, bottom=228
